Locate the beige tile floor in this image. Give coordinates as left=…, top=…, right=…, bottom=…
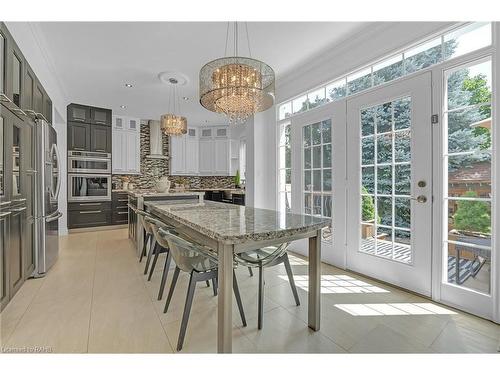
left=1, top=229, right=499, bottom=353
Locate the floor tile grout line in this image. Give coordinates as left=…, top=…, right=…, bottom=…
left=85, top=240, right=99, bottom=353
left=136, top=257, right=176, bottom=353
left=427, top=320, right=450, bottom=349
left=2, top=277, right=46, bottom=347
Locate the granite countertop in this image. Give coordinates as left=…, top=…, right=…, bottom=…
left=145, top=200, right=330, bottom=244
left=189, top=188, right=245, bottom=194
left=126, top=190, right=205, bottom=198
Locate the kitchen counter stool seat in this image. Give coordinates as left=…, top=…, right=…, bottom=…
left=158, top=227, right=247, bottom=351
left=235, top=243, right=300, bottom=330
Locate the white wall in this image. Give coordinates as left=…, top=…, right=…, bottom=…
left=5, top=22, right=69, bottom=234
left=244, top=109, right=277, bottom=209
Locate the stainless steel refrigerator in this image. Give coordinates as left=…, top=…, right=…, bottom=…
left=33, top=119, right=62, bottom=277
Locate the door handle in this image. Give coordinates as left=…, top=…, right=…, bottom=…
left=411, top=195, right=427, bottom=203
left=46, top=211, right=63, bottom=223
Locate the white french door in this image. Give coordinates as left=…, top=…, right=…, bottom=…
left=346, top=72, right=433, bottom=296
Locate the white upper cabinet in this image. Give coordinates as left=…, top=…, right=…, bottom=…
left=214, top=138, right=229, bottom=175
left=198, top=138, right=215, bottom=175
left=185, top=129, right=199, bottom=175
left=170, top=128, right=199, bottom=175
left=168, top=125, right=234, bottom=176
left=170, top=134, right=186, bottom=175
left=112, top=115, right=140, bottom=174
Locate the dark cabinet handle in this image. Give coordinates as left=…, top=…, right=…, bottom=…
left=80, top=210, right=102, bottom=214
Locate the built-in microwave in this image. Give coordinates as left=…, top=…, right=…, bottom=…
left=68, top=173, right=111, bottom=202
left=68, top=151, right=111, bottom=174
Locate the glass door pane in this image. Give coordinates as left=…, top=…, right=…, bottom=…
left=360, top=97, right=412, bottom=264
left=443, top=59, right=493, bottom=295
left=302, top=119, right=332, bottom=240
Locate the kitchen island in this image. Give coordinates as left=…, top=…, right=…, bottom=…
left=144, top=199, right=329, bottom=353
left=127, top=190, right=204, bottom=256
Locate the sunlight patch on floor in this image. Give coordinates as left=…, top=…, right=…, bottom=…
left=279, top=274, right=391, bottom=294
left=334, top=303, right=458, bottom=316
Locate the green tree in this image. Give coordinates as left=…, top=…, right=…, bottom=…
left=453, top=191, right=491, bottom=234
left=361, top=186, right=375, bottom=222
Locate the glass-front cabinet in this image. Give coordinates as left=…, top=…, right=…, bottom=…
left=0, top=29, right=6, bottom=102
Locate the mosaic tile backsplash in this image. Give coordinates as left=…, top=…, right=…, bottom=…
left=112, top=122, right=236, bottom=190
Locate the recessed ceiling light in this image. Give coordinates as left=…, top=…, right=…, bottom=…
left=182, top=96, right=189, bottom=101
left=125, top=83, right=133, bottom=88
left=120, top=105, right=127, bottom=109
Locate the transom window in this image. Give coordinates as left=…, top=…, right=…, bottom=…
left=444, top=58, right=493, bottom=295
left=360, top=97, right=412, bottom=264
left=278, top=22, right=491, bottom=120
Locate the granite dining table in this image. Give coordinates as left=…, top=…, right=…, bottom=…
left=144, top=199, right=330, bottom=353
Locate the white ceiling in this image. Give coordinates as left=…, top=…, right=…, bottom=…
left=33, top=22, right=371, bottom=125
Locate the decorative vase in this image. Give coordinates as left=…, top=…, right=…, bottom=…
left=155, top=177, right=171, bottom=193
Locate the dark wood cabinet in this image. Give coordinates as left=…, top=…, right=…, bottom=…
left=68, top=121, right=91, bottom=151
left=0, top=22, right=53, bottom=312
left=23, top=66, right=35, bottom=114
left=91, top=124, right=111, bottom=153
left=91, top=107, right=111, bottom=126
left=112, top=191, right=129, bottom=225
left=67, top=201, right=113, bottom=229
left=0, top=212, right=9, bottom=310
left=68, top=103, right=91, bottom=123
left=68, top=210, right=112, bottom=229
left=9, top=204, right=25, bottom=297
left=67, top=104, right=112, bottom=153
left=44, top=96, right=52, bottom=123
left=0, top=106, right=30, bottom=311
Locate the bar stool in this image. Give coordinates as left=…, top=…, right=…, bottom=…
left=234, top=242, right=300, bottom=330
left=158, top=227, right=247, bottom=351
left=134, top=208, right=155, bottom=265
left=144, top=216, right=176, bottom=300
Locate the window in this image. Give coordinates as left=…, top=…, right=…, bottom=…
left=278, top=22, right=492, bottom=120
left=278, top=123, right=291, bottom=213
left=347, top=67, right=372, bottom=95
left=444, top=58, right=492, bottom=295
left=303, top=119, right=332, bottom=239
left=444, top=22, right=491, bottom=60
left=360, top=97, right=412, bottom=263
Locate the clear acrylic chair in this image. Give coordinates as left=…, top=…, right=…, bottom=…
left=134, top=208, right=155, bottom=267
left=234, top=242, right=300, bottom=329
left=158, top=227, right=246, bottom=351
left=144, top=216, right=176, bottom=300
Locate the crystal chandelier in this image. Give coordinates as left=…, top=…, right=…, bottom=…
left=199, top=22, right=275, bottom=124
left=161, top=78, right=187, bottom=136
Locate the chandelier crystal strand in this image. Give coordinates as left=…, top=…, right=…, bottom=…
left=199, top=22, right=275, bottom=124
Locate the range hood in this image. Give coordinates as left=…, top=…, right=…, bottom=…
left=146, top=120, right=168, bottom=160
